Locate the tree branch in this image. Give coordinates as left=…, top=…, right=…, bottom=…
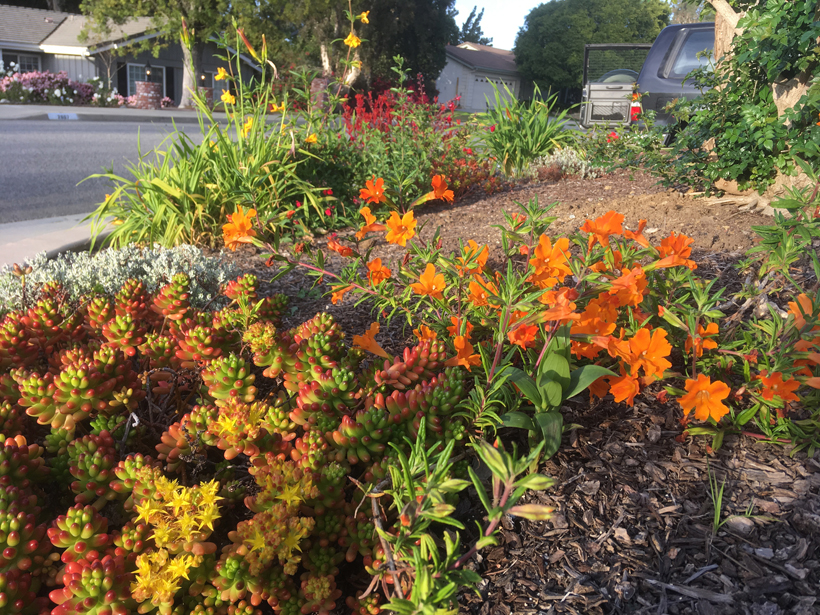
left=706, top=0, right=741, bottom=29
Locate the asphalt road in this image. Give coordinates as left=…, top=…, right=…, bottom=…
left=0, top=121, right=201, bottom=223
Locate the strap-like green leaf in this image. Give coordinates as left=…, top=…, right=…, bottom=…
left=535, top=411, right=563, bottom=459
left=565, top=365, right=616, bottom=400
left=500, top=411, right=536, bottom=432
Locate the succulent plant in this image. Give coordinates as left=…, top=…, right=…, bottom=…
left=299, top=573, right=341, bottom=615
left=201, top=354, right=257, bottom=407
left=111, top=453, right=160, bottom=510
left=0, top=402, right=23, bottom=438
left=84, top=297, right=114, bottom=337
left=49, top=554, right=135, bottom=615
left=0, top=568, right=50, bottom=614
left=47, top=504, right=110, bottom=564
left=0, top=313, right=39, bottom=372
left=0, top=498, right=51, bottom=573
left=0, top=435, right=49, bottom=486
left=102, top=313, right=147, bottom=357
left=68, top=431, right=119, bottom=510
left=373, top=339, right=447, bottom=390
left=109, top=520, right=150, bottom=564
left=290, top=367, right=358, bottom=429
left=152, top=273, right=192, bottom=322
left=176, top=325, right=232, bottom=369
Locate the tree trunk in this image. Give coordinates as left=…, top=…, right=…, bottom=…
left=179, top=39, right=203, bottom=109
left=344, top=47, right=361, bottom=86
left=47, top=0, right=63, bottom=12
left=319, top=40, right=332, bottom=77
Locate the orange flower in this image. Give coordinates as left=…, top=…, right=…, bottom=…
left=447, top=317, right=474, bottom=337
left=366, top=258, right=391, bottom=285
left=413, top=325, right=437, bottom=341
left=588, top=376, right=610, bottom=401
left=538, top=287, right=580, bottom=322
left=467, top=276, right=497, bottom=307
left=327, top=237, right=354, bottom=257
left=609, top=368, right=640, bottom=406
left=628, top=328, right=672, bottom=379
left=571, top=301, right=617, bottom=359
left=624, top=219, right=650, bottom=248
left=589, top=249, right=623, bottom=273
left=445, top=335, right=480, bottom=371
left=580, top=211, right=624, bottom=250
left=410, top=263, right=446, bottom=299
left=757, top=370, right=800, bottom=403
left=429, top=175, right=454, bottom=202
left=528, top=235, right=571, bottom=289
left=685, top=322, right=719, bottom=357
left=609, top=266, right=647, bottom=307
left=656, top=232, right=697, bottom=270
left=223, top=206, right=257, bottom=251
left=385, top=210, right=417, bottom=246
left=352, top=322, right=389, bottom=358
left=678, top=374, right=731, bottom=422
left=359, top=177, right=387, bottom=205
left=508, top=319, right=539, bottom=348
left=330, top=285, right=352, bottom=305
left=787, top=293, right=815, bottom=331
left=355, top=207, right=387, bottom=240
left=456, top=240, right=489, bottom=277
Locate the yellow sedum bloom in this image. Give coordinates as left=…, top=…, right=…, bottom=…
left=344, top=32, right=361, bottom=48
left=220, top=89, right=235, bottom=105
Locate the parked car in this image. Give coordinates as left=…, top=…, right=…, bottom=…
left=636, top=22, right=715, bottom=126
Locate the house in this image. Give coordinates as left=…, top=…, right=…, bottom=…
left=435, top=42, right=523, bottom=112
left=0, top=4, right=255, bottom=104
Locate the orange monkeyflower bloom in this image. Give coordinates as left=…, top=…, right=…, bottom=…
left=410, top=263, right=446, bottom=299
left=656, top=232, right=697, bottom=270
left=580, top=211, right=624, bottom=250
left=588, top=376, right=610, bottom=401
left=628, top=328, right=672, bottom=380
left=467, top=276, right=497, bottom=307
left=624, top=219, right=650, bottom=248
left=510, top=212, right=527, bottom=228
left=508, top=320, right=539, bottom=348
left=678, top=374, right=731, bottom=422
left=385, top=210, right=417, bottom=246
left=787, top=293, right=815, bottom=331
left=589, top=249, right=623, bottom=273
left=223, top=206, right=257, bottom=251
left=359, top=177, right=387, bottom=205
left=327, top=237, right=354, bottom=258
left=519, top=245, right=530, bottom=255
left=609, top=368, right=640, bottom=406
left=366, top=258, right=391, bottom=285
left=355, top=206, right=386, bottom=240
left=429, top=175, right=454, bottom=202
left=445, top=335, right=481, bottom=371
left=685, top=322, right=719, bottom=357
left=571, top=301, right=617, bottom=359
left=528, top=235, right=571, bottom=289
left=352, top=322, right=389, bottom=358
left=447, top=316, right=474, bottom=337
left=330, top=285, right=352, bottom=305
left=609, top=266, right=647, bottom=307
left=539, top=287, right=580, bottom=322
left=456, top=240, right=489, bottom=277
left=757, top=370, right=800, bottom=403
left=413, top=325, right=437, bottom=341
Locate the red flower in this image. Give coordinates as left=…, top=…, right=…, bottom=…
left=490, top=125, right=496, bottom=132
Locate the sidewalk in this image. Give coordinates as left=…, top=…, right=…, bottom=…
left=0, top=102, right=226, bottom=124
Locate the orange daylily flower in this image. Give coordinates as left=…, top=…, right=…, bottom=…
left=366, top=258, right=391, bottom=285
left=360, top=177, right=387, bottom=205
left=467, top=276, right=497, bottom=307
left=327, top=237, right=354, bottom=258
left=678, top=374, right=731, bottom=422
left=352, top=322, right=389, bottom=358
left=609, top=368, right=640, bottom=406
left=355, top=206, right=387, bottom=240
left=445, top=335, right=481, bottom=371
left=538, top=287, right=580, bottom=322
left=429, top=175, right=454, bottom=202
left=624, top=219, right=650, bottom=248
left=330, top=285, right=352, bottom=305
left=447, top=317, right=474, bottom=338
left=685, top=322, right=719, bottom=357
left=385, top=210, right=417, bottom=246
left=413, top=325, right=437, bottom=341
left=456, top=240, right=489, bottom=277
left=757, top=370, right=800, bottom=403
left=656, top=232, right=697, bottom=270
left=528, top=235, right=571, bottom=289
left=628, top=328, right=672, bottom=380
left=223, top=206, right=257, bottom=251
left=609, top=266, right=647, bottom=307
left=410, top=263, right=446, bottom=299
left=580, top=211, right=624, bottom=250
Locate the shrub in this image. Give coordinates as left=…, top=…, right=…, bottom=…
left=527, top=147, right=604, bottom=181
left=0, top=68, right=120, bottom=107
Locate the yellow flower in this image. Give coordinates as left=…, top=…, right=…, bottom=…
left=220, top=89, right=235, bottom=105
left=242, top=117, right=253, bottom=138
left=344, top=32, right=362, bottom=48
left=359, top=11, right=370, bottom=23
left=215, top=67, right=229, bottom=81
left=305, top=133, right=318, bottom=144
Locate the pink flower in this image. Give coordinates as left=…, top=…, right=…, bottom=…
left=490, top=125, right=496, bottom=132
left=325, top=208, right=332, bottom=216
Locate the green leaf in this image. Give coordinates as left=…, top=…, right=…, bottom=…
left=534, top=412, right=563, bottom=459
left=565, top=365, right=615, bottom=400
left=735, top=405, right=758, bottom=426
left=505, top=367, right=542, bottom=407
left=508, top=504, right=555, bottom=520
left=500, top=411, right=536, bottom=432
left=514, top=473, right=556, bottom=492
left=538, top=350, right=570, bottom=394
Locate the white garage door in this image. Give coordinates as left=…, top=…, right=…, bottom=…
left=471, top=75, right=518, bottom=111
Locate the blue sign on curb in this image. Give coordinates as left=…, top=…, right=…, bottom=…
left=47, top=113, right=79, bottom=121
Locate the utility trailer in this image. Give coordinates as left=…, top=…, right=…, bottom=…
left=580, top=43, right=651, bottom=127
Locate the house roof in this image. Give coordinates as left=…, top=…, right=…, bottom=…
left=41, top=14, right=155, bottom=49
left=445, top=42, right=519, bottom=76
left=0, top=4, right=69, bottom=51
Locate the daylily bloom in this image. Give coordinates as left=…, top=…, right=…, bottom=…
left=366, top=258, right=391, bottom=285
left=656, top=232, right=697, bottom=270
left=685, top=322, right=719, bottom=357
left=456, top=240, right=488, bottom=277
left=330, top=285, right=352, bottom=305
left=305, top=133, right=318, bottom=144
left=355, top=207, right=386, bottom=240
left=359, top=11, right=370, bottom=23
left=215, top=67, right=229, bottom=81
left=241, top=117, right=253, bottom=138
left=757, top=370, right=800, bottom=403
left=352, top=322, right=390, bottom=358
left=327, top=237, right=354, bottom=257
left=624, top=219, right=650, bottom=248
left=678, top=374, right=731, bottom=422
left=527, top=235, right=571, bottom=289
left=344, top=32, right=362, bottom=48
left=413, top=325, right=437, bottom=341
left=608, top=266, right=647, bottom=307
left=581, top=211, right=624, bottom=250
left=410, top=263, right=446, bottom=299
left=445, top=335, right=481, bottom=371
left=429, top=175, right=454, bottom=202
left=385, top=210, right=417, bottom=246
left=221, top=89, right=236, bottom=105
left=222, top=207, right=257, bottom=251
left=360, top=177, right=387, bottom=204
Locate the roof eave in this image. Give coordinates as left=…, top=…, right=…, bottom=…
left=40, top=44, right=90, bottom=56
left=445, top=50, right=520, bottom=77
left=0, top=41, right=44, bottom=53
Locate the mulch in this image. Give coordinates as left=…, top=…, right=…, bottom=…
left=217, top=169, right=820, bottom=615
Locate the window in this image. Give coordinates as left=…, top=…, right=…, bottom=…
left=1, top=53, right=40, bottom=73
left=669, top=30, right=713, bottom=79
left=200, top=72, right=215, bottom=89
left=127, top=63, right=165, bottom=97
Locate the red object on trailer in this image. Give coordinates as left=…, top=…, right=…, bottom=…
left=629, top=98, right=642, bottom=123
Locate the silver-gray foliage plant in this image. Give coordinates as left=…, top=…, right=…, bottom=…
left=0, top=244, right=239, bottom=317
left=529, top=147, right=604, bottom=180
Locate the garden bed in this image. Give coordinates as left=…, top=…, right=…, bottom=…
left=223, top=171, right=819, bottom=614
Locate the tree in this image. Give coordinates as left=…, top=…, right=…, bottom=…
left=514, top=0, right=670, bottom=92
left=669, top=0, right=714, bottom=24
left=79, top=0, right=230, bottom=108
left=455, top=6, right=492, bottom=45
